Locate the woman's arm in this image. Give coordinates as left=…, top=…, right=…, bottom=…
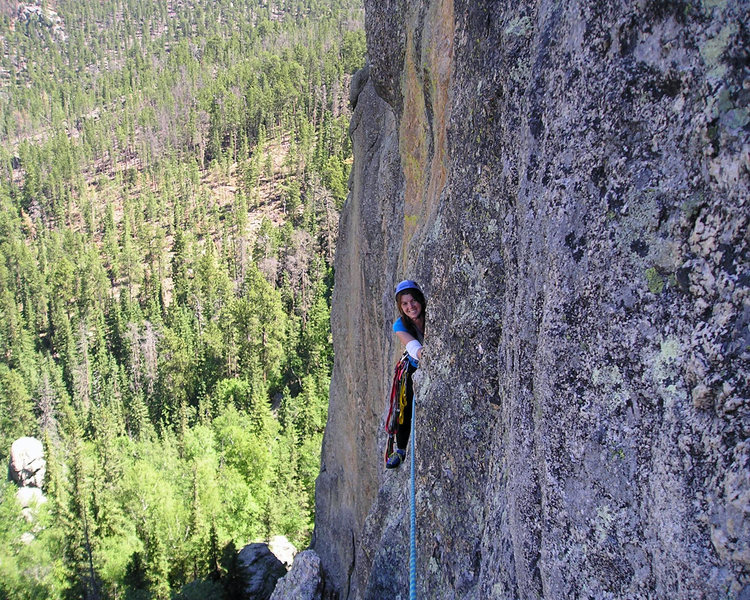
left=395, top=330, right=423, bottom=360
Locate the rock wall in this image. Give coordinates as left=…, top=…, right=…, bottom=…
left=313, top=1, right=749, bottom=599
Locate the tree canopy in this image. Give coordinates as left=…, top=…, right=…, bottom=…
left=0, top=0, right=364, bottom=597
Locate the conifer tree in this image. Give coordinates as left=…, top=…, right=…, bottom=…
left=0, top=0, right=364, bottom=590
left=143, top=520, right=170, bottom=600
left=61, top=420, right=102, bottom=600
left=0, top=364, right=36, bottom=451
left=220, top=540, right=245, bottom=600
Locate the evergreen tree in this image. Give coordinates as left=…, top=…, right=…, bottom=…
left=0, top=0, right=364, bottom=591
left=0, top=364, right=36, bottom=451
left=61, top=424, right=102, bottom=600
left=123, top=552, right=149, bottom=600
left=143, top=520, right=170, bottom=600
left=220, top=540, right=245, bottom=600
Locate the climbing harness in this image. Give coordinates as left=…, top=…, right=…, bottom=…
left=383, top=350, right=419, bottom=596
left=384, top=351, right=410, bottom=466
left=384, top=351, right=419, bottom=597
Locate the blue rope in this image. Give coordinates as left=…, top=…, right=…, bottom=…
left=409, top=389, right=417, bottom=599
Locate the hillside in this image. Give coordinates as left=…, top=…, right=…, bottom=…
left=0, top=1, right=365, bottom=598
left=314, top=0, right=749, bottom=598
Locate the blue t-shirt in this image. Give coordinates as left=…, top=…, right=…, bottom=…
left=393, top=317, right=419, bottom=368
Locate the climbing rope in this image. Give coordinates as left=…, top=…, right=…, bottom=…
left=409, top=388, right=417, bottom=599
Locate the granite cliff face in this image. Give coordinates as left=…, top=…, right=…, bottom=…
left=312, top=1, right=749, bottom=599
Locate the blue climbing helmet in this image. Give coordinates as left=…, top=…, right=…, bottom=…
left=395, top=280, right=422, bottom=297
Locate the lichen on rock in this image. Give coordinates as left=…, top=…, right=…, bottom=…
left=313, top=1, right=749, bottom=598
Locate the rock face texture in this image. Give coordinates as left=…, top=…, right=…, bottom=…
left=313, top=1, right=749, bottom=599
left=313, top=61, right=405, bottom=599
left=269, top=550, right=324, bottom=600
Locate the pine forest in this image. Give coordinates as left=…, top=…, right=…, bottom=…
left=0, top=1, right=365, bottom=598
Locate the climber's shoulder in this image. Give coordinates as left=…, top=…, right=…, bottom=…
left=393, top=317, right=408, bottom=333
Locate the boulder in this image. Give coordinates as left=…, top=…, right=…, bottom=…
left=237, top=542, right=287, bottom=600
left=20, top=532, right=35, bottom=544
left=268, top=535, right=297, bottom=569
left=9, top=437, right=45, bottom=488
left=16, top=486, right=46, bottom=509
left=269, top=550, right=323, bottom=600
left=16, top=486, right=46, bottom=522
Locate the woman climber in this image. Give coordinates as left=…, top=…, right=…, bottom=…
left=386, top=279, right=426, bottom=469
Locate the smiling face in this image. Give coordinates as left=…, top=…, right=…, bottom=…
left=399, top=293, right=423, bottom=322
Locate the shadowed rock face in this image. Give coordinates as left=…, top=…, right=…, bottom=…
left=238, top=543, right=287, bottom=600
left=313, top=1, right=749, bottom=599
left=312, top=67, right=405, bottom=599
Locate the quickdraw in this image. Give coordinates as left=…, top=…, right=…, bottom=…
left=384, top=352, right=410, bottom=465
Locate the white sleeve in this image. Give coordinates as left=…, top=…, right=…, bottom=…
left=405, top=340, right=423, bottom=361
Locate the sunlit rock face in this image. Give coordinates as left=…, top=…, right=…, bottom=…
left=9, top=437, right=47, bottom=524
left=313, top=1, right=749, bottom=599
left=9, top=437, right=46, bottom=489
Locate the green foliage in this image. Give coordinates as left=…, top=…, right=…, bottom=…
left=214, top=404, right=276, bottom=490
left=0, top=364, right=36, bottom=452
left=0, top=0, right=361, bottom=595
left=0, top=481, right=65, bottom=599
left=230, top=265, right=288, bottom=386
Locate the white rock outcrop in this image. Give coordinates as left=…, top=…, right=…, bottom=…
left=268, top=535, right=297, bottom=569
left=9, top=437, right=47, bottom=522
left=9, top=437, right=45, bottom=488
